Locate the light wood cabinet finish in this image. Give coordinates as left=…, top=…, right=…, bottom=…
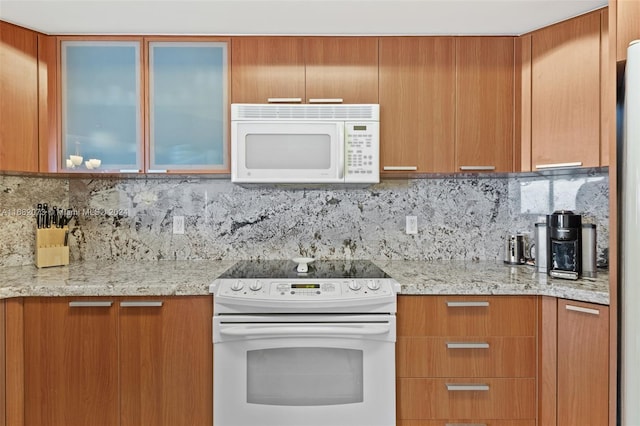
left=0, top=21, right=39, bottom=172
left=22, top=296, right=213, bottom=426
left=119, top=297, right=213, bottom=426
left=397, top=336, right=535, bottom=378
left=531, top=12, right=601, bottom=169
left=24, top=297, right=119, bottom=426
left=37, top=34, right=59, bottom=172
left=231, top=37, right=305, bottom=103
left=616, top=0, right=640, bottom=62
left=1, top=300, right=5, bottom=426
left=455, top=37, right=514, bottom=173
left=397, top=378, right=536, bottom=420
left=398, top=295, right=536, bottom=337
left=231, top=37, right=377, bottom=104
left=557, top=299, right=609, bottom=426
left=398, top=421, right=535, bottom=426
left=379, top=37, right=455, bottom=174
left=304, top=37, right=378, bottom=104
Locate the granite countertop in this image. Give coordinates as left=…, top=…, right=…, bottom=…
left=0, top=260, right=609, bottom=305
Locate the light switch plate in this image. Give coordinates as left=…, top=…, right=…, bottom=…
left=406, top=215, right=418, bottom=234
left=173, top=216, right=185, bottom=234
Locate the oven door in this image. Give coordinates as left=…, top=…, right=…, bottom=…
left=213, top=314, right=396, bottom=426
left=231, top=121, right=344, bottom=183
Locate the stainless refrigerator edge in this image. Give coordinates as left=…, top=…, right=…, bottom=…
left=621, top=39, right=640, bottom=426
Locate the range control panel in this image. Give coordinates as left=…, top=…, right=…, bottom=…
left=214, top=278, right=396, bottom=300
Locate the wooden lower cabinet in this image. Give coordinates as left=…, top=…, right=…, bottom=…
left=397, top=296, right=537, bottom=425
left=557, top=299, right=609, bottom=426
left=23, top=296, right=213, bottom=426
left=1, top=299, right=5, bottom=426
left=397, top=421, right=535, bottom=426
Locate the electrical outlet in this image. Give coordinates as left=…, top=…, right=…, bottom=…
left=173, top=216, right=185, bottom=234
left=406, top=215, right=418, bottom=235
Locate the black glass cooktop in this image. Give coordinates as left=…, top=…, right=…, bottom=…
left=218, top=260, right=391, bottom=280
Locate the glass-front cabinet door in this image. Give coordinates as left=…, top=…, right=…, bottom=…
left=147, top=39, right=229, bottom=172
left=61, top=40, right=143, bottom=172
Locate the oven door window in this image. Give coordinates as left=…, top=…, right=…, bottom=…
left=247, top=347, right=363, bottom=406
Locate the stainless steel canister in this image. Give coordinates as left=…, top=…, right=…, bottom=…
left=534, top=222, right=547, bottom=273
left=582, top=224, right=597, bottom=277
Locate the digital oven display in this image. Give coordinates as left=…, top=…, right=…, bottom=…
left=291, top=284, right=321, bottom=289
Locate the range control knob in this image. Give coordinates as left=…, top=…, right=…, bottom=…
left=348, top=280, right=362, bottom=291
left=366, top=280, right=381, bottom=291
left=249, top=281, right=263, bottom=291
left=231, top=280, right=244, bottom=291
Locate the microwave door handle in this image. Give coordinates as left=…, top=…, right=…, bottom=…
left=338, top=124, right=345, bottom=180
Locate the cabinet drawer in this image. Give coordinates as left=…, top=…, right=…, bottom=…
left=397, top=378, right=536, bottom=420
left=398, top=421, right=535, bottom=426
left=398, top=296, right=536, bottom=337
left=397, top=336, right=535, bottom=378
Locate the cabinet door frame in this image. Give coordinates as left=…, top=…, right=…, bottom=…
left=57, top=36, right=145, bottom=174
left=144, top=36, right=231, bottom=174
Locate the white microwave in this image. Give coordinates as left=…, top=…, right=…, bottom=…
left=231, top=104, right=380, bottom=184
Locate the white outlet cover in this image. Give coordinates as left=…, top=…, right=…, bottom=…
left=173, top=216, right=185, bottom=234
left=406, top=216, right=418, bottom=235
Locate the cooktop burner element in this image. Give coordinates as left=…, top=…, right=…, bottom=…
left=210, top=259, right=399, bottom=315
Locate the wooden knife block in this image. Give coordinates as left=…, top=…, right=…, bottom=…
left=35, top=227, right=69, bottom=268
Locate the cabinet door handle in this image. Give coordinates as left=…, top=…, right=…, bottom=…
left=146, top=169, right=167, bottom=173
left=459, top=166, right=496, bottom=171
left=446, top=423, right=487, bottom=426
left=120, top=301, right=164, bottom=308
left=383, top=166, right=418, bottom=171
left=446, top=342, right=490, bottom=349
left=535, top=161, right=582, bottom=170
left=446, top=383, right=490, bottom=391
left=565, top=304, right=600, bottom=315
left=69, top=301, right=113, bottom=308
left=267, top=97, right=302, bottom=103
left=119, top=169, right=141, bottom=173
left=446, top=301, right=490, bottom=308
left=308, top=98, right=343, bottom=104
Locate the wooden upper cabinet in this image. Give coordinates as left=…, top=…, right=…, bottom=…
left=379, top=37, right=455, bottom=174
left=531, top=12, right=601, bottom=170
left=231, top=37, right=305, bottom=103
left=0, top=21, right=39, bottom=172
left=304, top=37, right=378, bottom=104
left=455, top=37, right=514, bottom=173
left=617, top=0, right=640, bottom=62
left=231, top=36, right=377, bottom=104
left=557, top=299, right=609, bottom=426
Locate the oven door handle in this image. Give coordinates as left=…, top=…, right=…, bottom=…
left=219, top=324, right=391, bottom=337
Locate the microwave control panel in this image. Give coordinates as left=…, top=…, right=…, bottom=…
left=345, top=122, right=380, bottom=183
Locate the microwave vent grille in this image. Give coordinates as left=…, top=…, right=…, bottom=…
left=232, top=104, right=379, bottom=121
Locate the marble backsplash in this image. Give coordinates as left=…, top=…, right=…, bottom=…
left=0, top=169, right=610, bottom=267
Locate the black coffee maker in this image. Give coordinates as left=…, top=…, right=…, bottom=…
left=547, top=210, right=582, bottom=280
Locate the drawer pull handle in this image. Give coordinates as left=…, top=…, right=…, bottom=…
left=446, top=342, right=490, bottom=349
left=446, top=423, right=488, bottom=426
left=69, top=301, right=113, bottom=308
left=119, top=169, right=141, bottom=173
left=446, top=383, right=490, bottom=392
left=308, top=98, right=343, bottom=103
left=120, top=301, right=164, bottom=308
left=446, top=301, right=489, bottom=308
left=459, top=166, right=496, bottom=171
left=383, top=166, right=418, bottom=171
left=146, top=169, right=167, bottom=174
left=267, top=97, right=302, bottom=103
left=535, top=161, right=582, bottom=170
left=565, top=304, right=600, bottom=315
